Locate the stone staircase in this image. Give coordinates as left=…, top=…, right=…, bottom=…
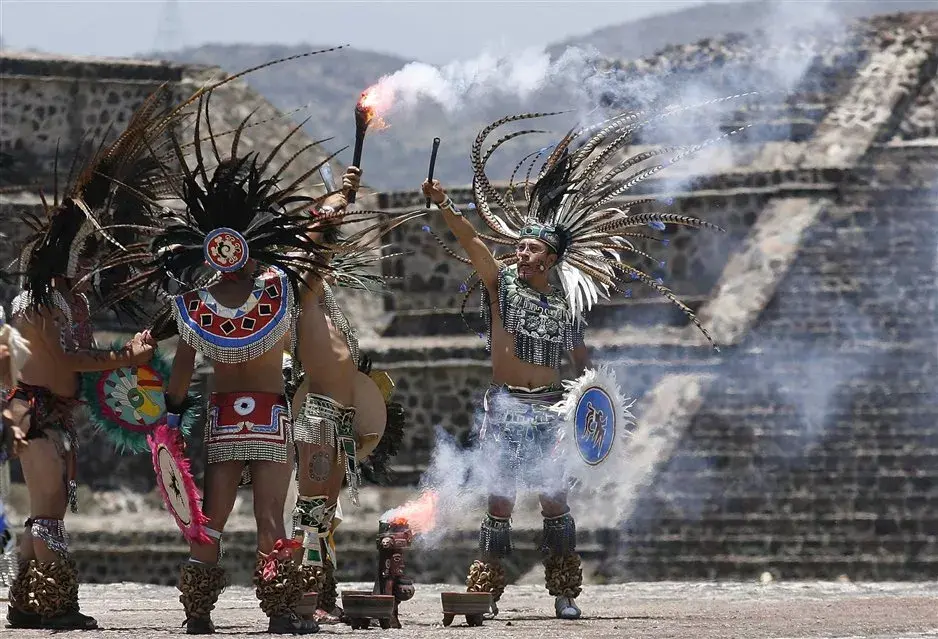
left=582, top=21, right=938, bottom=583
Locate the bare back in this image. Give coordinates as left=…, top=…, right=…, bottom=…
left=293, top=283, right=356, bottom=407
left=13, top=308, right=78, bottom=398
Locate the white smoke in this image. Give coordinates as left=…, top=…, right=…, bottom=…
left=358, top=1, right=852, bottom=199
left=380, top=0, right=887, bottom=548
left=373, top=46, right=600, bottom=117
left=383, top=390, right=577, bottom=549
left=368, top=0, right=845, bottom=122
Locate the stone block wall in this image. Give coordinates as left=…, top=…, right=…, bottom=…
left=596, top=20, right=878, bottom=146
left=0, top=55, right=185, bottom=183
left=365, top=346, right=492, bottom=467
left=597, top=144, right=938, bottom=581
left=2, top=14, right=938, bottom=583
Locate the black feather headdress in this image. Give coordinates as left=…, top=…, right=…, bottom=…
left=16, top=46, right=357, bottom=320
left=90, top=90, right=427, bottom=321
left=14, top=83, right=181, bottom=318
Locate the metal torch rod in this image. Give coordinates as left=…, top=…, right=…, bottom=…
left=426, top=137, right=441, bottom=208
left=319, top=163, right=337, bottom=193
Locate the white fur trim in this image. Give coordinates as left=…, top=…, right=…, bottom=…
left=550, top=364, right=636, bottom=488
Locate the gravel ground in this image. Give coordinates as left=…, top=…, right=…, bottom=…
left=5, top=581, right=937, bottom=638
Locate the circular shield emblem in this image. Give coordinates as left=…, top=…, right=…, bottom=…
left=156, top=444, right=193, bottom=527
left=96, top=364, right=167, bottom=433
left=203, top=227, right=249, bottom=273
left=573, top=386, right=615, bottom=466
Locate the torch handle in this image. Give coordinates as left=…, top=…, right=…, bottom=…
left=349, top=136, right=365, bottom=204
left=426, top=137, right=441, bottom=209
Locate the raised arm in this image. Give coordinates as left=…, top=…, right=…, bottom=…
left=317, top=165, right=362, bottom=214
left=300, top=165, right=363, bottom=286
left=421, top=179, right=500, bottom=297
left=27, top=306, right=154, bottom=373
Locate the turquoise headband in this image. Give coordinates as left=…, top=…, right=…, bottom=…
left=519, top=223, right=561, bottom=254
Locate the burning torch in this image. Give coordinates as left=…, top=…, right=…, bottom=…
left=348, top=88, right=380, bottom=205
left=425, top=137, right=441, bottom=209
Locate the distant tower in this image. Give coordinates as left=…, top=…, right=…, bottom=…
left=153, top=0, right=187, bottom=54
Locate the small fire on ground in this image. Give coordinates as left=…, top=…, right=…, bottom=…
left=381, top=490, right=438, bottom=534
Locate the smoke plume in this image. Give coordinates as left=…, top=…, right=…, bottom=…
left=377, top=1, right=921, bottom=556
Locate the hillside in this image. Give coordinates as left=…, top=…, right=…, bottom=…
left=550, top=0, right=933, bottom=60
left=142, top=0, right=930, bottom=192
left=149, top=43, right=536, bottom=194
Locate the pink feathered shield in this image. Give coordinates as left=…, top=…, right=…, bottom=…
left=148, top=424, right=211, bottom=545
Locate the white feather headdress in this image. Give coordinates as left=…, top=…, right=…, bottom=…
left=427, top=98, right=756, bottom=348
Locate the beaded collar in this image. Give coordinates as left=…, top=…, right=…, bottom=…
left=172, top=266, right=293, bottom=364
left=481, top=265, right=584, bottom=370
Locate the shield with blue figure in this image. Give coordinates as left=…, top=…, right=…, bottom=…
left=550, top=365, right=635, bottom=487
left=573, top=386, right=616, bottom=465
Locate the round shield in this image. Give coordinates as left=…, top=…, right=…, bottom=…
left=149, top=425, right=210, bottom=544
left=573, top=385, right=616, bottom=466
left=203, top=227, right=249, bottom=273
left=155, top=444, right=193, bottom=528
left=80, top=343, right=176, bottom=454
left=97, top=364, right=167, bottom=433
left=353, top=371, right=387, bottom=460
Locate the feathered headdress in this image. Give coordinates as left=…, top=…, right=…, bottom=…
left=90, top=91, right=425, bottom=331
left=13, top=87, right=176, bottom=318
left=13, top=47, right=355, bottom=321
left=429, top=97, right=756, bottom=349
left=92, top=99, right=332, bottom=306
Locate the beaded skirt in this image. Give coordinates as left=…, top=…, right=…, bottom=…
left=205, top=392, right=292, bottom=465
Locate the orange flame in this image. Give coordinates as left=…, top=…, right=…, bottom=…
left=384, top=490, right=438, bottom=534
left=356, top=84, right=392, bottom=131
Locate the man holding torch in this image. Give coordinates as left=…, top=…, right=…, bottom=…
left=287, top=157, right=413, bottom=625
left=286, top=163, right=362, bottom=624
left=420, top=107, right=727, bottom=619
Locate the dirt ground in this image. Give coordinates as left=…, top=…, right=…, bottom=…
left=4, top=581, right=937, bottom=638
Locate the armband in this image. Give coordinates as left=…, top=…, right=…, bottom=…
left=165, top=412, right=181, bottom=429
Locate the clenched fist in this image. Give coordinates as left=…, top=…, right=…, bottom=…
left=421, top=179, right=447, bottom=205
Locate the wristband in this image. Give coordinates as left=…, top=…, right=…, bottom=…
left=166, top=412, right=181, bottom=429
left=436, top=196, right=462, bottom=217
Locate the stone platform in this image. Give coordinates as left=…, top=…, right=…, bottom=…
left=1, top=485, right=622, bottom=587
left=3, top=581, right=937, bottom=638
left=5, top=484, right=936, bottom=585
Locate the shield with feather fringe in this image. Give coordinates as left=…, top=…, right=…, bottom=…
left=356, top=357, right=407, bottom=485
left=78, top=341, right=193, bottom=454
left=149, top=423, right=210, bottom=544
left=550, top=365, right=636, bottom=489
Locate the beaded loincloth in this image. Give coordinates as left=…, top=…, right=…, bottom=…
left=205, top=392, right=292, bottom=465
left=479, top=383, right=565, bottom=490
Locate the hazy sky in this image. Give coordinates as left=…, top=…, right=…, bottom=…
left=0, top=0, right=716, bottom=64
